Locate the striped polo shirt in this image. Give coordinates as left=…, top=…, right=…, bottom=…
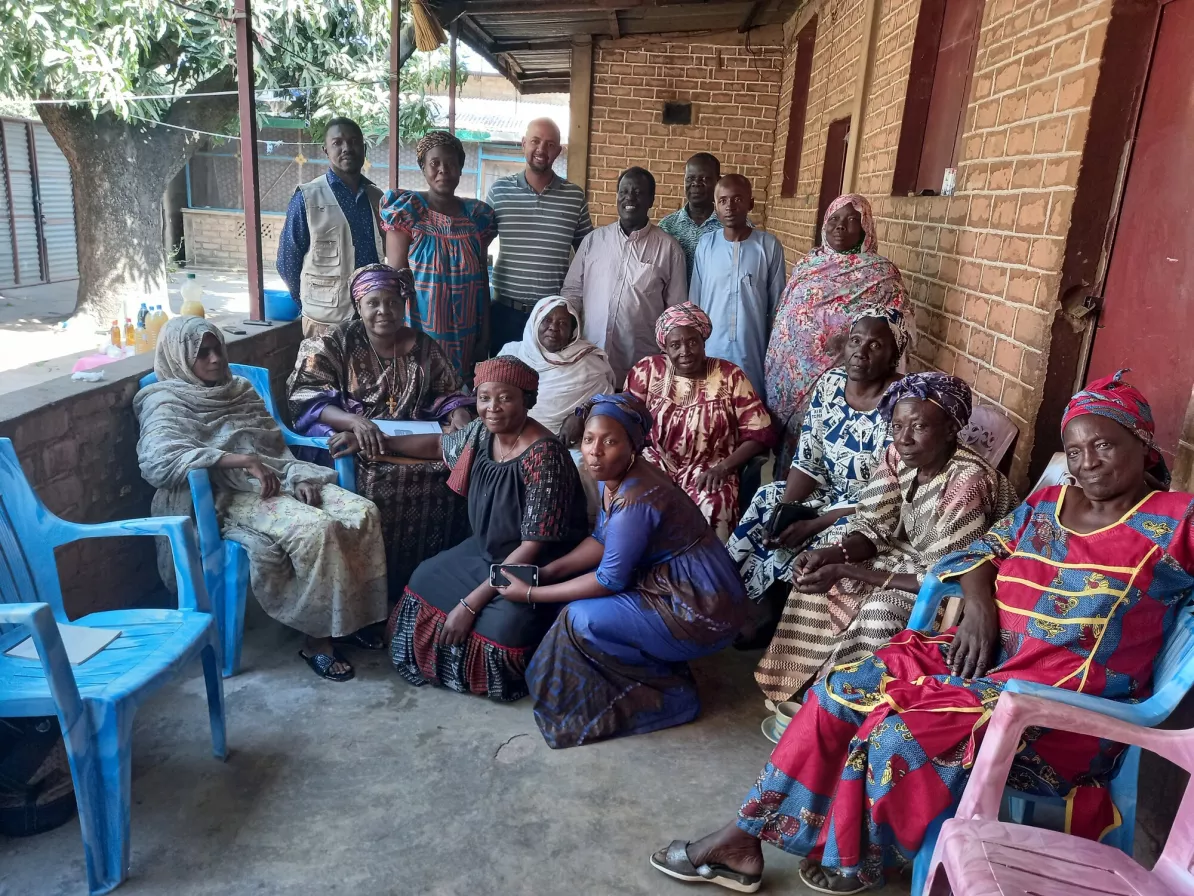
left=487, top=172, right=594, bottom=306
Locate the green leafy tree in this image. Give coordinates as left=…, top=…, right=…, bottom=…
left=0, top=0, right=450, bottom=323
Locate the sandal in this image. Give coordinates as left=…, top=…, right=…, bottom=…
left=300, top=648, right=355, bottom=682
left=334, top=627, right=384, bottom=650
left=798, top=865, right=869, bottom=895
left=650, top=840, right=762, bottom=893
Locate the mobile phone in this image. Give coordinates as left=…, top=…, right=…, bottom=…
left=489, top=564, right=540, bottom=589
left=767, top=501, right=820, bottom=537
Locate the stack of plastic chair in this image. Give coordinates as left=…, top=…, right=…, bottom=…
left=0, top=438, right=226, bottom=894
left=138, top=363, right=355, bottom=677
left=906, top=572, right=1194, bottom=895
left=926, top=690, right=1194, bottom=895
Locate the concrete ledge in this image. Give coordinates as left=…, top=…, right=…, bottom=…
left=0, top=321, right=303, bottom=617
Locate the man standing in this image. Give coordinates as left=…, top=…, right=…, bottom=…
left=277, top=117, right=384, bottom=337
left=562, top=167, right=687, bottom=385
left=689, top=174, right=785, bottom=397
left=487, top=118, right=593, bottom=352
left=659, top=152, right=723, bottom=281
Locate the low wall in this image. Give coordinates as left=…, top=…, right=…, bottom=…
left=0, top=322, right=303, bottom=617
left=182, top=208, right=287, bottom=271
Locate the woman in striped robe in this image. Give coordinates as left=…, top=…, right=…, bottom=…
left=754, top=372, right=1017, bottom=705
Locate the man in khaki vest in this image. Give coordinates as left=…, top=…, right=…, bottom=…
left=277, top=117, right=385, bottom=337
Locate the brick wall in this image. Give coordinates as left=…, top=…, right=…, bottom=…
left=586, top=35, right=786, bottom=227
left=0, top=323, right=303, bottom=618
left=183, top=209, right=286, bottom=270
left=766, top=0, right=1110, bottom=488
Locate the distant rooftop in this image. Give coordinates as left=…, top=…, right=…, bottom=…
left=425, top=94, right=569, bottom=143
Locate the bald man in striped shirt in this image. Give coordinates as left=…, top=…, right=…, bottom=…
left=486, top=118, right=594, bottom=354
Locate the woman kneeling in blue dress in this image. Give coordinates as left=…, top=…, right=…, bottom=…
left=494, top=394, right=748, bottom=748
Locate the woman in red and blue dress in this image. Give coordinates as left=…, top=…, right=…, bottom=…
left=381, top=131, right=496, bottom=377
left=650, top=370, right=1194, bottom=894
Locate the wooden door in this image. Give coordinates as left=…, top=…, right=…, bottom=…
left=1085, top=0, right=1194, bottom=459
left=814, top=116, right=851, bottom=246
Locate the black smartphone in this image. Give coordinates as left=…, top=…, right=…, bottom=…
left=489, top=564, right=540, bottom=589
left=767, top=502, right=820, bottom=537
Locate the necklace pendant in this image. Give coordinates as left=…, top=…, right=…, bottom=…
left=387, top=395, right=398, bottom=416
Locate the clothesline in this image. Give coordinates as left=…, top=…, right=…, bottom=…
left=29, top=78, right=389, bottom=105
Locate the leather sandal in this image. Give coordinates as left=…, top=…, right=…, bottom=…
left=299, top=648, right=355, bottom=682
left=650, top=840, right=762, bottom=893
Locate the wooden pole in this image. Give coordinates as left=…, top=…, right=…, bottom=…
left=449, top=20, right=458, bottom=135
left=566, top=35, right=593, bottom=191
left=234, top=0, right=264, bottom=320
left=389, top=0, right=401, bottom=191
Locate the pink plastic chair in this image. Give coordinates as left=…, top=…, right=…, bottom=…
left=926, top=690, right=1194, bottom=895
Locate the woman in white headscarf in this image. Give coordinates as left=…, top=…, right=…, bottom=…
left=500, top=296, right=615, bottom=520
left=133, top=316, right=388, bottom=682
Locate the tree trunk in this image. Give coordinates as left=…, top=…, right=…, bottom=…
left=38, top=85, right=235, bottom=325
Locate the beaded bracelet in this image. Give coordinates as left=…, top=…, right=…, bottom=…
left=458, top=598, right=476, bottom=617
left=881, top=571, right=896, bottom=590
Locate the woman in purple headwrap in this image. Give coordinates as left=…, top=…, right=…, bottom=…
left=287, top=263, right=470, bottom=594
left=624, top=302, right=776, bottom=539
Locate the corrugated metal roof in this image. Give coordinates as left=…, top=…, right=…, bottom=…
left=427, top=0, right=801, bottom=94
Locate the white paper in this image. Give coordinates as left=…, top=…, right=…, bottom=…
left=375, top=420, right=442, bottom=437
left=6, top=623, right=121, bottom=665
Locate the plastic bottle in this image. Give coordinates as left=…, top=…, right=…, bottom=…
left=110, top=320, right=122, bottom=349
left=124, top=317, right=135, bottom=347
left=134, top=322, right=151, bottom=355
left=137, top=302, right=150, bottom=328
left=146, top=306, right=165, bottom=351
left=179, top=273, right=206, bottom=318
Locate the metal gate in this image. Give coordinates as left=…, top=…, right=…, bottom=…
left=0, top=118, right=79, bottom=288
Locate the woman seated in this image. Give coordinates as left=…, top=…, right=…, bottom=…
left=755, top=372, right=1017, bottom=706
left=288, top=264, right=469, bottom=594
left=135, top=318, right=388, bottom=682
left=492, top=395, right=747, bottom=748
left=765, top=193, right=909, bottom=473
left=356, top=357, right=590, bottom=702
left=625, top=303, right=775, bottom=540
left=728, top=307, right=909, bottom=629
left=499, top=294, right=616, bottom=519
left=651, top=370, right=1188, bottom=895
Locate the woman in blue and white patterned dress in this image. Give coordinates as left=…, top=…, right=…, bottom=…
left=727, top=308, right=910, bottom=611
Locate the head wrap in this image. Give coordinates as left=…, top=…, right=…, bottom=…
left=153, top=316, right=230, bottom=387
left=849, top=304, right=912, bottom=358
left=822, top=193, right=878, bottom=254
left=655, top=301, right=713, bottom=350
left=349, top=263, right=413, bottom=307
left=1062, top=369, right=1169, bottom=487
left=878, top=372, right=972, bottom=430
left=473, top=355, right=539, bottom=395
left=578, top=393, right=654, bottom=454
left=416, top=130, right=466, bottom=169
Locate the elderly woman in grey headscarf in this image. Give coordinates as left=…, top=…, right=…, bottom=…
left=133, top=316, right=388, bottom=682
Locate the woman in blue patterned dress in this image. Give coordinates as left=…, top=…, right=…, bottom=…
left=380, top=131, right=497, bottom=376
left=727, top=308, right=909, bottom=645
left=495, top=394, right=749, bottom=748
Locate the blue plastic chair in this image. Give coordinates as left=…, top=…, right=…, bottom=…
left=138, top=363, right=355, bottom=677
left=0, top=438, right=225, bottom=895
left=907, top=572, right=1194, bottom=896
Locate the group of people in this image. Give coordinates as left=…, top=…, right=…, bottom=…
left=123, top=113, right=1194, bottom=893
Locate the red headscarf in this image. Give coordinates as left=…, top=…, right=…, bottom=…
left=1061, top=369, right=1169, bottom=487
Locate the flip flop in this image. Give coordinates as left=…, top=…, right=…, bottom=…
left=649, top=840, right=762, bottom=893
left=334, top=628, right=385, bottom=650
left=798, top=866, right=869, bottom=895
left=300, top=648, right=355, bottom=682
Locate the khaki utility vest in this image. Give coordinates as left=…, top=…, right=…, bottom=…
left=296, top=175, right=385, bottom=325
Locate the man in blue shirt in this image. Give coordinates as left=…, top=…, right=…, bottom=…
left=689, top=174, right=785, bottom=398
left=276, top=117, right=385, bottom=336
left=659, top=152, right=723, bottom=281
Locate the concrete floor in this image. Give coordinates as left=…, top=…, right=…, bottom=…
left=1, top=608, right=911, bottom=896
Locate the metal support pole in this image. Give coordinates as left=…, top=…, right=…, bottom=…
left=389, top=0, right=401, bottom=191
left=234, top=0, right=264, bottom=320
left=449, top=20, right=458, bottom=135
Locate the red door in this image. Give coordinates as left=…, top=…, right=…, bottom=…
left=1085, top=0, right=1194, bottom=460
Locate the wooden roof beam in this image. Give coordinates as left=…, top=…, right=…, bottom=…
left=739, top=0, right=769, bottom=32
left=609, top=10, right=622, bottom=39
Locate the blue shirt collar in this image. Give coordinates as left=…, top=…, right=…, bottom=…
left=325, top=168, right=372, bottom=197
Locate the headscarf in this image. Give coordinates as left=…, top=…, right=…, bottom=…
left=655, top=301, right=713, bottom=350
left=416, top=130, right=466, bottom=169
left=1062, top=369, right=1170, bottom=487
left=578, top=393, right=654, bottom=454
left=349, top=263, right=414, bottom=308
left=849, top=304, right=912, bottom=358
left=473, top=355, right=539, bottom=395
left=878, top=372, right=972, bottom=431
left=134, top=317, right=335, bottom=583
left=764, top=193, right=909, bottom=463
left=498, top=296, right=616, bottom=433
left=419, top=390, right=476, bottom=423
